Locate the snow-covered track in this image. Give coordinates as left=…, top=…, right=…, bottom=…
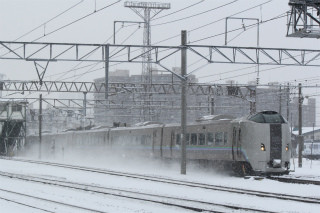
left=0, top=187, right=106, bottom=213
left=2, top=157, right=320, bottom=205
left=267, top=176, right=320, bottom=185
left=0, top=171, right=275, bottom=213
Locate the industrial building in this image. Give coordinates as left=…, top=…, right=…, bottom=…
left=93, top=69, right=316, bottom=127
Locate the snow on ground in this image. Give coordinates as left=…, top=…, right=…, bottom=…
left=0, top=152, right=320, bottom=213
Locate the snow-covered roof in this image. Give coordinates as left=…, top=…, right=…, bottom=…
left=292, top=127, right=320, bottom=135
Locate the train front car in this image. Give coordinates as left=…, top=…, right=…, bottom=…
left=232, top=111, right=291, bottom=176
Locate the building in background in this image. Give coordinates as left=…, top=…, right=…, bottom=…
left=93, top=69, right=316, bottom=127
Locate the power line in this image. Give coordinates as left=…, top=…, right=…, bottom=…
left=153, top=0, right=273, bottom=45
left=190, top=12, right=286, bottom=44
left=153, top=0, right=205, bottom=21
left=152, top=0, right=239, bottom=27
left=13, top=0, right=85, bottom=42
left=33, top=0, right=122, bottom=41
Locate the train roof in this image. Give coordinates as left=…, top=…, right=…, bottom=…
left=195, top=114, right=236, bottom=122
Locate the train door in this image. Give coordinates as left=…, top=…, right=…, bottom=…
left=170, top=130, right=174, bottom=157
left=237, top=128, right=241, bottom=158
left=270, top=124, right=282, bottom=161
left=232, top=127, right=242, bottom=160
left=232, top=127, right=236, bottom=160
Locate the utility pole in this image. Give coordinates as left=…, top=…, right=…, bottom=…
left=279, top=85, right=282, bottom=115
left=105, top=45, right=110, bottom=99
left=181, top=30, right=187, bottom=175
left=38, top=94, right=42, bottom=159
left=83, top=92, right=87, bottom=130
left=287, top=83, right=290, bottom=121
left=298, top=83, right=304, bottom=168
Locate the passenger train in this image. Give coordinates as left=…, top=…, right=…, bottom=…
left=26, top=111, right=291, bottom=176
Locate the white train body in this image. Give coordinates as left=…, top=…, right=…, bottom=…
left=26, top=111, right=291, bottom=175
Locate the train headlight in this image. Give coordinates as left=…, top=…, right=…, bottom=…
left=260, top=143, right=266, bottom=151
left=286, top=144, right=289, bottom=151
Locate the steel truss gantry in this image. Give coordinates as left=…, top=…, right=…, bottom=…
left=2, top=40, right=320, bottom=115
left=2, top=41, right=320, bottom=67
left=287, top=0, right=320, bottom=38
left=0, top=80, right=261, bottom=97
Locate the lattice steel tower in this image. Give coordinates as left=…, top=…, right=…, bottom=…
left=124, top=1, right=170, bottom=83
left=287, top=0, right=320, bottom=38
left=124, top=1, right=170, bottom=122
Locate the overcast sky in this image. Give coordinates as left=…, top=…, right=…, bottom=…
left=0, top=0, right=319, bottom=117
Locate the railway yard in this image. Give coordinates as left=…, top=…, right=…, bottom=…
left=0, top=156, right=319, bottom=213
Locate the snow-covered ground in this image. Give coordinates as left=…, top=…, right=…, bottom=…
left=0, top=154, right=320, bottom=213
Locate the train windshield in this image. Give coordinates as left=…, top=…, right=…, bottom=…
left=248, top=111, right=286, bottom=123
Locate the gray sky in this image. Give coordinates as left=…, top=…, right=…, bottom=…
left=0, top=0, right=319, bottom=118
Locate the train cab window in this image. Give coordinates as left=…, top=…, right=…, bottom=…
left=191, top=133, right=197, bottom=145
left=215, top=132, right=223, bottom=145
left=176, top=134, right=181, bottom=145
left=248, top=111, right=286, bottom=123
left=199, top=133, right=205, bottom=145
left=207, top=133, right=214, bottom=146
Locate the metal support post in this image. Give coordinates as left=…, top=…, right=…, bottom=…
left=287, top=83, right=290, bottom=121
left=105, top=45, right=110, bottom=99
left=279, top=85, right=282, bottom=115
left=83, top=92, right=87, bottom=130
left=39, top=94, right=42, bottom=159
left=298, top=83, right=303, bottom=168
left=181, top=30, right=187, bottom=175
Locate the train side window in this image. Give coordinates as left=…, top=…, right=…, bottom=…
left=215, top=132, right=223, bottom=145
left=223, top=132, right=228, bottom=144
left=176, top=134, right=181, bottom=145
left=207, top=133, right=214, bottom=146
left=191, top=133, right=197, bottom=145
left=314, top=144, right=318, bottom=149
left=186, top=133, right=190, bottom=145
left=141, top=135, right=151, bottom=145
left=199, top=133, right=205, bottom=145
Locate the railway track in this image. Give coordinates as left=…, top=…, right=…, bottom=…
left=2, top=157, right=320, bottom=206
left=267, top=176, right=320, bottom=185
left=0, top=171, right=274, bottom=213
left=0, top=187, right=106, bottom=213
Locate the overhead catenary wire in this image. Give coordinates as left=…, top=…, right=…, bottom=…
left=58, top=26, right=141, bottom=82
left=153, top=0, right=273, bottom=45
left=12, top=0, right=85, bottom=42
left=153, top=0, right=206, bottom=21
left=0, top=0, right=122, bottom=58
left=59, top=0, right=275, bottom=79
left=151, top=0, right=239, bottom=27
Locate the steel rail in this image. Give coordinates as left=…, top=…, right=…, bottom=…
left=3, top=157, right=320, bottom=205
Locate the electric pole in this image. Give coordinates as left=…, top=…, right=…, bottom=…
left=39, top=94, right=42, bottom=159
left=298, top=83, right=304, bottom=168
left=181, top=30, right=187, bottom=175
